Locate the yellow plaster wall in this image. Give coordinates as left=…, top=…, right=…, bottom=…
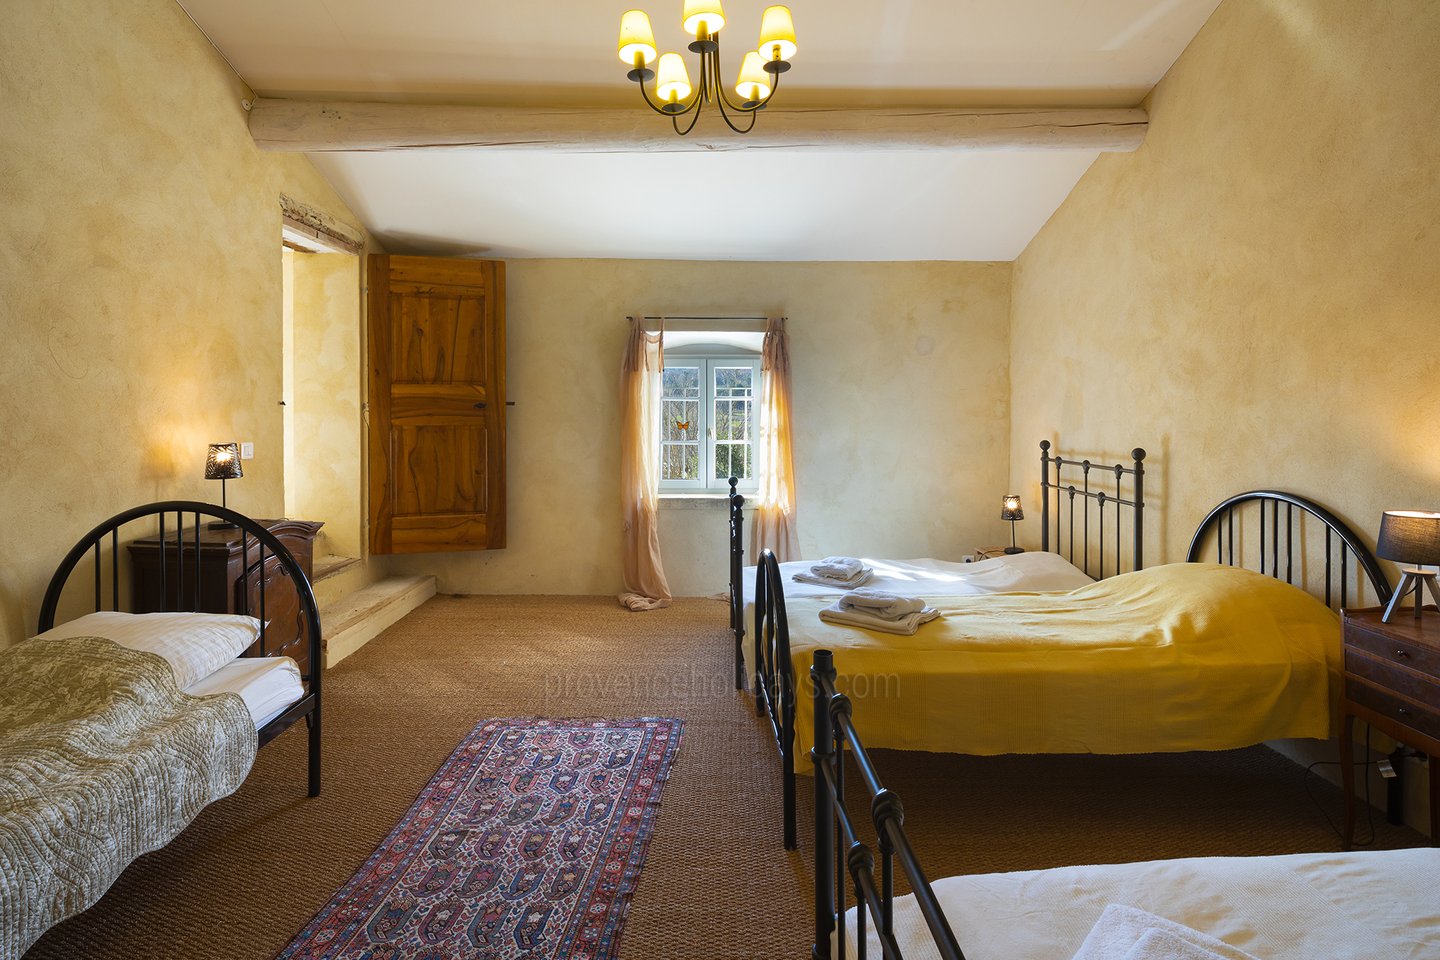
left=389, top=259, right=1013, bottom=597
left=1009, top=0, right=1440, bottom=569
left=0, top=0, right=370, bottom=646
left=288, top=253, right=364, bottom=561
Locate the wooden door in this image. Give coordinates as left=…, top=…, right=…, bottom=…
left=368, top=255, right=506, bottom=554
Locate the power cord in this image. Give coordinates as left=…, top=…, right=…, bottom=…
left=1302, top=727, right=1378, bottom=847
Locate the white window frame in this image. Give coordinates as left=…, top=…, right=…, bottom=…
left=659, top=351, right=762, bottom=494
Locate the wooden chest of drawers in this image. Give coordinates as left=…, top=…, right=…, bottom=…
left=1339, top=606, right=1440, bottom=847
left=127, top=519, right=322, bottom=677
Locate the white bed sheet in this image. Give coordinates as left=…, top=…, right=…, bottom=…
left=183, top=656, right=303, bottom=729
left=845, top=848, right=1440, bottom=959
left=742, top=552, right=1094, bottom=610
left=740, top=552, right=1094, bottom=684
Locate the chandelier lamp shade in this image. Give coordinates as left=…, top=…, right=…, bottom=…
left=616, top=3, right=796, bottom=135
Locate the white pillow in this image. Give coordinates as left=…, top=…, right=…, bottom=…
left=34, top=611, right=262, bottom=688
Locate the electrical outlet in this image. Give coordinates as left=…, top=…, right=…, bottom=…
left=239, top=442, right=255, bottom=460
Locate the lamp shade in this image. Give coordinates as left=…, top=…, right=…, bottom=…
left=205, top=442, right=243, bottom=481
left=682, top=0, right=725, bottom=36
left=655, top=52, right=692, bottom=102
left=757, top=4, right=797, bottom=61
left=735, top=51, right=771, bottom=102
left=1377, top=510, right=1440, bottom=566
left=617, top=10, right=657, bottom=66
left=1001, top=495, right=1024, bottom=522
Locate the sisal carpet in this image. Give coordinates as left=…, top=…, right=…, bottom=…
left=27, top=596, right=1424, bottom=960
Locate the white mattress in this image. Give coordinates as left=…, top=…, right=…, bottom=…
left=182, top=656, right=303, bottom=729
left=844, top=848, right=1440, bottom=959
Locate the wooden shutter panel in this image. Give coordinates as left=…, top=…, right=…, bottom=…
left=367, top=255, right=506, bottom=554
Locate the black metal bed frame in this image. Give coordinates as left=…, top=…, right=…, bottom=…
left=729, top=476, right=746, bottom=691
left=1040, top=440, right=1146, bottom=579
left=749, top=484, right=1394, bottom=857
left=732, top=445, right=1147, bottom=850
left=753, top=548, right=798, bottom=849
left=36, top=500, right=323, bottom=797
left=808, top=492, right=1393, bottom=958
left=1186, top=489, right=1392, bottom=609
left=811, top=647, right=964, bottom=960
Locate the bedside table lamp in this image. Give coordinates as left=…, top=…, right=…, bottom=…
left=204, top=442, right=243, bottom=529
left=1376, top=509, right=1440, bottom=622
left=1001, top=494, right=1025, bottom=555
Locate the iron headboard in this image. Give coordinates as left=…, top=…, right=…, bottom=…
left=1040, top=441, right=1146, bottom=578
left=1186, top=490, right=1392, bottom=610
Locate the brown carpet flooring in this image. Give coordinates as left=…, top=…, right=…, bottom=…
left=28, top=596, right=1424, bottom=959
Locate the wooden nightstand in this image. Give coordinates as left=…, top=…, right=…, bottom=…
left=1339, top=606, right=1440, bottom=848
left=127, top=519, right=323, bottom=677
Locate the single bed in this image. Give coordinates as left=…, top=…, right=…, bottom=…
left=752, top=485, right=1392, bottom=849
left=807, top=650, right=1439, bottom=960
left=35, top=500, right=323, bottom=768
left=4, top=501, right=322, bottom=959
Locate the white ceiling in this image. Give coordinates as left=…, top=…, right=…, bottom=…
left=180, top=0, right=1223, bottom=260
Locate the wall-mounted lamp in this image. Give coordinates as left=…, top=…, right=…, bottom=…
left=1001, top=494, right=1024, bottom=555
left=204, top=441, right=243, bottom=529
left=1377, top=509, right=1440, bottom=622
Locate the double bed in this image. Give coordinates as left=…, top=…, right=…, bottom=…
left=732, top=444, right=1392, bottom=849
left=808, top=647, right=1439, bottom=960
left=4, top=501, right=322, bottom=959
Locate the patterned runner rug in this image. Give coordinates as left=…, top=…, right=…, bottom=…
left=277, top=717, right=683, bottom=960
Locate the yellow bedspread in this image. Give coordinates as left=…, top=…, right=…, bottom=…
left=785, top=563, right=1340, bottom=769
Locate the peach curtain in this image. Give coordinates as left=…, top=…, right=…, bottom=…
left=751, top=316, right=800, bottom=560
left=618, top=316, right=672, bottom=610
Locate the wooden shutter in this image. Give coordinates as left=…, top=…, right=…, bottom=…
left=367, top=255, right=506, bottom=554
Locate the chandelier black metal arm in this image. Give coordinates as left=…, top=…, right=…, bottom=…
left=630, top=32, right=787, bottom=136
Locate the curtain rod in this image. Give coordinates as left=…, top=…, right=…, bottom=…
left=637, top=315, right=773, bottom=333
left=638, top=315, right=769, bottom=321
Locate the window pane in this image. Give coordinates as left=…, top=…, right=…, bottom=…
left=728, top=399, right=751, bottom=440
left=662, top=442, right=700, bottom=481
left=662, top=399, right=699, bottom=442
left=714, top=366, right=753, bottom=398
left=663, top=366, right=701, bottom=398
left=715, top=442, right=753, bottom=481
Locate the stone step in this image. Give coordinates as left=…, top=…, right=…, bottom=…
left=312, top=554, right=361, bottom=582
left=320, top=574, right=436, bottom=668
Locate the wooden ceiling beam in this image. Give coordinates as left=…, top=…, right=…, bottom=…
left=247, top=98, right=1147, bottom=153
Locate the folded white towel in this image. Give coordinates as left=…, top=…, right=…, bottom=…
left=810, top=556, right=865, bottom=579
left=1071, top=905, right=1258, bottom=960
left=793, top=567, right=874, bottom=588
left=818, top=600, right=940, bottom=636
left=838, top=588, right=925, bottom=620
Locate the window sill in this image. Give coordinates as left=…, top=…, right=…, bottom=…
left=658, top=493, right=753, bottom=510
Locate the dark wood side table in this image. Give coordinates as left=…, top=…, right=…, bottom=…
left=1339, top=606, right=1440, bottom=848
left=127, top=519, right=323, bottom=677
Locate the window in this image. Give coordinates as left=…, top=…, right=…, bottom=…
left=660, top=354, right=762, bottom=493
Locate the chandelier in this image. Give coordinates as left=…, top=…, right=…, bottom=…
left=616, top=2, right=797, bottom=135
